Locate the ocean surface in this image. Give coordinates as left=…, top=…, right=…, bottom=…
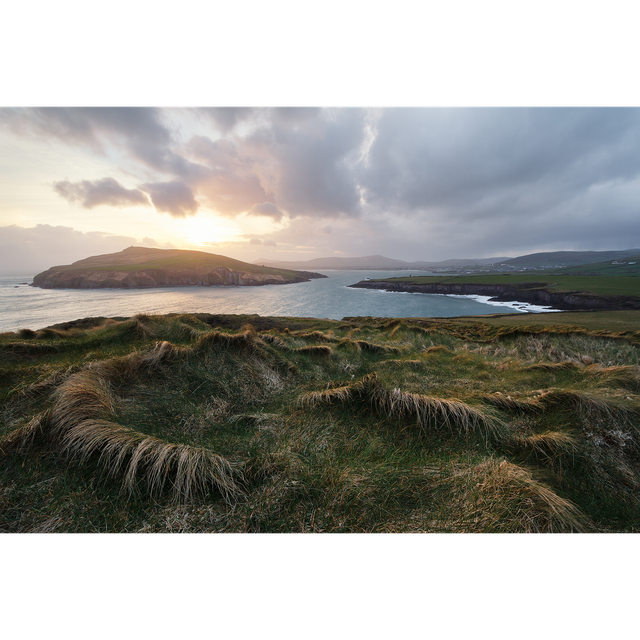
left=0, top=270, right=558, bottom=333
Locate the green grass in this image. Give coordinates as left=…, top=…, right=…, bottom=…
left=381, top=274, right=640, bottom=297
left=2, top=312, right=640, bottom=532
left=550, top=256, right=640, bottom=276
left=51, top=253, right=304, bottom=279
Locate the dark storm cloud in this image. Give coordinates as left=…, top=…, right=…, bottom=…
left=53, top=177, right=150, bottom=209
left=139, top=180, right=199, bottom=218
left=360, top=108, right=640, bottom=217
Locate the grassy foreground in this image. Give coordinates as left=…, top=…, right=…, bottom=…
left=2, top=311, right=640, bottom=532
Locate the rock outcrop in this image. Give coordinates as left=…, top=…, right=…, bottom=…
left=349, top=280, right=640, bottom=311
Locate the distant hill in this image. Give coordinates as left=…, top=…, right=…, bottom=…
left=501, top=249, right=640, bottom=268
left=254, top=255, right=510, bottom=270
left=256, top=249, right=640, bottom=271
left=32, top=247, right=326, bottom=289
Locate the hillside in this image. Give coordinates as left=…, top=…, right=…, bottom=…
left=501, top=249, right=640, bottom=268
left=3, top=311, right=640, bottom=532
left=550, top=255, right=640, bottom=276
left=255, top=255, right=510, bottom=270
left=255, top=249, right=640, bottom=271
left=32, top=247, right=326, bottom=289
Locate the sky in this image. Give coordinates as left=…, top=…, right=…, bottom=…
left=2, top=106, right=640, bottom=274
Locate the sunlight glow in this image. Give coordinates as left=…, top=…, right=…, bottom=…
left=173, top=214, right=243, bottom=246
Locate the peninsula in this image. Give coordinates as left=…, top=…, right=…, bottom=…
left=32, top=247, right=327, bottom=289
left=349, top=271, right=640, bottom=311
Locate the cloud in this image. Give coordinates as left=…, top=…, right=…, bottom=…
left=185, top=136, right=274, bottom=214
left=5, top=107, right=640, bottom=262
left=195, top=107, right=260, bottom=134
left=242, top=108, right=367, bottom=218
left=0, top=107, right=205, bottom=179
left=53, top=177, right=150, bottom=209
left=139, top=180, right=198, bottom=218
left=249, top=238, right=263, bottom=245
left=249, top=202, right=283, bottom=220
left=264, top=239, right=277, bottom=246
left=0, top=224, right=162, bottom=275
left=183, top=109, right=368, bottom=219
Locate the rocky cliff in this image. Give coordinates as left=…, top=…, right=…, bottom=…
left=33, top=267, right=325, bottom=289
left=349, top=280, right=640, bottom=311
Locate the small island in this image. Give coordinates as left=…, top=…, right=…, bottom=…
left=32, top=246, right=327, bottom=289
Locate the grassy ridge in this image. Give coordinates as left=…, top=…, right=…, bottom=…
left=2, top=311, right=640, bottom=532
left=52, top=253, right=303, bottom=278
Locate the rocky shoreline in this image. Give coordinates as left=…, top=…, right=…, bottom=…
left=32, top=266, right=326, bottom=289
left=348, top=280, right=640, bottom=311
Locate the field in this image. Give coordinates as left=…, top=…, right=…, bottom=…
left=3, top=311, right=640, bottom=532
left=384, top=274, right=640, bottom=297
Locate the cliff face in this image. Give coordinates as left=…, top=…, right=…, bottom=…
left=349, top=280, right=640, bottom=311
left=33, top=266, right=324, bottom=289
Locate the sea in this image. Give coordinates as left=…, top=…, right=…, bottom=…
left=0, top=270, right=558, bottom=333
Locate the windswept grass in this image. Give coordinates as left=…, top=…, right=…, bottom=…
left=3, top=311, right=640, bottom=532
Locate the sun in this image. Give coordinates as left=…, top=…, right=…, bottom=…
left=178, top=214, right=242, bottom=245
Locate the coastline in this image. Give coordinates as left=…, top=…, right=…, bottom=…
left=31, top=267, right=327, bottom=289
left=348, top=279, right=640, bottom=312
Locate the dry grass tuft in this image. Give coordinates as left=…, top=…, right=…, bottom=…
left=422, top=345, right=453, bottom=355
left=373, top=388, right=498, bottom=437
left=481, top=393, right=544, bottom=414
left=450, top=458, right=591, bottom=532
left=50, top=371, right=117, bottom=436
left=586, top=365, right=640, bottom=390
left=299, top=383, right=357, bottom=407
left=58, top=419, right=242, bottom=503
left=0, top=411, right=51, bottom=455
left=300, top=372, right=498, bottom=438
left=28, top=355, right=245, bottom=503
left=508, top=430, right=579, bottom=463
left=193, top=329, right=265, bottom=357
left=299, top=372, right=379, bottom=407
left=537, top=388, right=638, bottom=422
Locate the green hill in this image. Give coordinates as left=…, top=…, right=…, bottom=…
left=32, top=247, right=326, bottom=289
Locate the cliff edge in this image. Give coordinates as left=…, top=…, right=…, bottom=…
left=348, top=279, right=640, bottom=311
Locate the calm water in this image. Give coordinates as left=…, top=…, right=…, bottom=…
left=0, top=271, right=557, bottom=332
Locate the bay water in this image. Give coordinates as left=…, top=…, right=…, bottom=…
left=0, top=270, right=557, bottom=333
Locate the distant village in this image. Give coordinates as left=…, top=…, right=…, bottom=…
left=431, top=258, right=638, bottom=275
